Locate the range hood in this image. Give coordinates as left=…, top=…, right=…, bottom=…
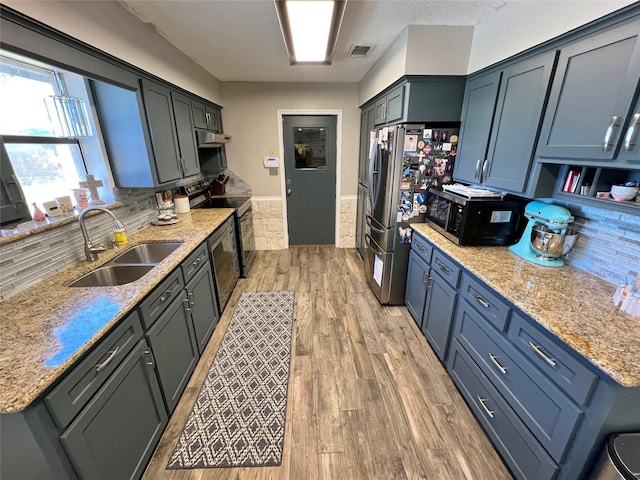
left=196, top=129, right=231, bottom=148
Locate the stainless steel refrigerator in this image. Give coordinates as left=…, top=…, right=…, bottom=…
left=364, top=123, right=459, bottom=304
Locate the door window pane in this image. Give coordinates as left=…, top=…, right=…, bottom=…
left=294, top=127, right=327, bottom=169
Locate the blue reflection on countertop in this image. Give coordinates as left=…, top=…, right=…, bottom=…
left=45, top=298, right=120, bottom=367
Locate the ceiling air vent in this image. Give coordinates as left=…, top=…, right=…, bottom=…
left=348, top=44, right=374, bottom=58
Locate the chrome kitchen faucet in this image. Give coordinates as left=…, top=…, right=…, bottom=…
left=78, top=207, right=125, bottom=261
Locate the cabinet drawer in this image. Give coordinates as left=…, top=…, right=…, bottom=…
left=411, top=233, right=433, bottom=263
left=431, top=249, right=461, bottom=288
left=448, top=342, right=559, bottom=480
left=460, top=273, right=510, bottom=331
left=45, top=311, right=144, bottom=429
left=138, top=269, right=184, bottom=329
left=454, top=303, right=583, bottom=462
left=181, top=242, right=208, bottom=283
left=508, top=312, right=598, bottom=406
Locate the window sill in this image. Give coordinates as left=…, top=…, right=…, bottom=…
left=0, top=202, right=123, bottom=246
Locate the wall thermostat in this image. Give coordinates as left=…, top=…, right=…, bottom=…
left=263, top=156, right=280, bottom=168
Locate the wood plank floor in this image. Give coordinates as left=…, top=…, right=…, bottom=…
left=142, top=246, right=513, bottom=480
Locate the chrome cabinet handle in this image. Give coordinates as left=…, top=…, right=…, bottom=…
left=183, top=298, right=192, bottom=312
left=528, top=341, right=557, bottom=368
left=473, top=294, right=490, bottom=309
left=477, top=396, right=494, bottom=418
left=95, top=346, right=120, bottom=372
left=623, top=113, right=640, bottom=151
left=188, top=291, right=195, bottom=306
left=603, top=115, right=621, bottom=151
left=144, top=349, right=155, bottom=367
left=475, top=159, right=482, bottom=180
left=416, top=243, right=425, bottom=251
left=481, top=159, right=489, bottom=182
left=422, top=271, right=428, bottom=284
left=437, top=262, right=450, bottom=274
left=159, top=289, right=172, bottom=303
left=427, top=274, right=433, bottom=289
left=488, top=353, right=507, bottom=375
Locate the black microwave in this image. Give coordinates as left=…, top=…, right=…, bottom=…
left=424, top=189, right=525, bottom=246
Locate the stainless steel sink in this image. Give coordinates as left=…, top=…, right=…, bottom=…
left=68, top=265, right=155, bottom=287
left=109, top=242, right=183, bottom=265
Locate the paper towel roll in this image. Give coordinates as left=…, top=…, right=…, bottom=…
left=174, top=195, right=190, bottom=214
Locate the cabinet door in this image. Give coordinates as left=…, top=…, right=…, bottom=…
left=618, top=95, right=640, bottom=163
left=483, top=51, right=557, bottom=192
left=405, top=251, right=430, bottom=328
left=537, top=19, right=640, bottom=161
left=191, top=99, right=208, bottom=129
left=454, top=71, right=501, bottom=184
left=374, top=97, right=387, bottom=125
left=187, top=263, right=219, bottom=354
left=421, top=272, right=457, bottom=361
left=385, top=85, right=404, bottom=124
left=146, top=291, right=199, bottom=414
left=60, top=340, right=167, bottom=480
left=171, top=91, right=200, bottom=177
left=140, top=79, right=182, bottom=183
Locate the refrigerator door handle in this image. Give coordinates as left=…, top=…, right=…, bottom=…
left=364, top=233, right=385, bottom=256
left=365, top=214, right=385, bottom=233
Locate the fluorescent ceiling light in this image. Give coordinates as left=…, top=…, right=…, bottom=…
left=275, top=0, right=347, bottom=65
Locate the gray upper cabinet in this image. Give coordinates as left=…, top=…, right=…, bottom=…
left=536, top=17, right=640, bottom=164
left=191, top=99, right=222, bottom=132
left=455, top=50, right=557, bottom=193
left=171, top=91, right=200, bottom=177
left=139, top=78, right=183, bottom=184
left=454, top=71, right=501, bottom=184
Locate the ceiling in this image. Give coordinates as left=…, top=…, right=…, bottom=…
left=117, top=0, right=509, bottom=83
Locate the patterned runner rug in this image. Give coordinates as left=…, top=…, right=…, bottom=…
left=167, top=290, right=295, bottom=469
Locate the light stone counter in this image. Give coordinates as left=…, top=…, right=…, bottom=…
left=0, top=209, right=233, bottom=413
left=411, top=224, right=640, bottom=388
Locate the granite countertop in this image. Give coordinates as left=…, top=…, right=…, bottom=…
left=411, top=224, right=640, bottom=388
left=0, top=209, right=234, bottom=413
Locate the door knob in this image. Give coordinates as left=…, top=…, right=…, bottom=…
left=287, top=188, right=292, bottom=196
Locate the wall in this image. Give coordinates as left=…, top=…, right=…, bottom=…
left=221, top=82, right=360, bottom=197
left=2, top=0, right=223, bottom=105
left=467, top=0, right=636, bottom=74
left=358, top=25, right=473, bottom=105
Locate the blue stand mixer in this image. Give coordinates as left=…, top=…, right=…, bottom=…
left=509, top=201, right=578, bottom=267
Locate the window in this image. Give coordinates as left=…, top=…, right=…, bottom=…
left=1, top=53, right=94, bottom=219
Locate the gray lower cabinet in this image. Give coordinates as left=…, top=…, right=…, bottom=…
left=405, top=233, right=458, bottom=362
left=60, top=339, right=167, bottom=480
left=184, top=261, right=219, bottom=354
left=144, top=289, right=199, bottom=414
left=444, top=269, right=640, bottom=480
left=455, top=50, right=557, bottom=193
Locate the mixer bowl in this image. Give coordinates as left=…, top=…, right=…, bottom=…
left=531, top=225, right=578, bottom=257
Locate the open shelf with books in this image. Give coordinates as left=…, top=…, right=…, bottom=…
left=554, top=165, right=640, bottom=214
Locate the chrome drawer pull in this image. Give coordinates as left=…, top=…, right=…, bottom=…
left=95, top=346, right=120, bottom=372
left=528, top=341, right=557, bottom=368
left=488, top=353, right=507, bottom=375
left=603, top=115, right=620, bottom=151
left=416, top=243, right=425, bottom=251
left=159, top=289, right=172, bottom=303
left=144, top=349, right=155, bottom=367
left=477, top=396, right=494, bottom=418
left=473, top=294, right=490, bottom=309
left=437, top=262, right=450, bottom=274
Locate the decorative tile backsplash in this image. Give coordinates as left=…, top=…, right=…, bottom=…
left=559, top=201, right=640, bottom=286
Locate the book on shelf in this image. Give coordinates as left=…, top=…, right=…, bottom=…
left=563, top=169, right=581, bottom=193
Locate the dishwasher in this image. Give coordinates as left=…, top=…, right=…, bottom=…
left=207, top=216, right=240, bottom=313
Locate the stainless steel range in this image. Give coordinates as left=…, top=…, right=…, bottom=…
left=182, top=182, right=255, bottom=278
